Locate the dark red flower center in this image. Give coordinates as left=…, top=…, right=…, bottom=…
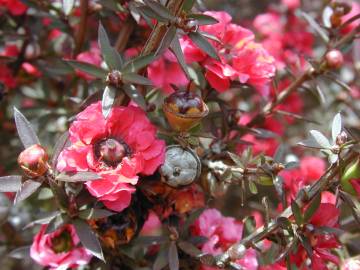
left=51, top=229, right=74, bottom=254
left=94, top=138, right=131, bottom=167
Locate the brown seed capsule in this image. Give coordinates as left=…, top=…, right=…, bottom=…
left=325, top=49, right=344, bottom=69
left=163, top=91, right=208, bottom=132
left=17, top=144, right=49, bottom=178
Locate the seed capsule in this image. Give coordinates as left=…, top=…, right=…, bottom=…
left=18, top=144, right=49, bottom=178
left=163, top=91, right=208, bottom=132
left=160, top=145, right=201, bottom=188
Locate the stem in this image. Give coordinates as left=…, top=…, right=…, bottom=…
left=74, top=0, right=89, bottom=56
left=140, top=0, right=185, bottom=56
left=115, top=17, right=136, bottom=52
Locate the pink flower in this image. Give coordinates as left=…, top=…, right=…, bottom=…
left=0, top=65, right=16, bottom=89
left=0, top=0, right=27, bottom=16
left=282, top=0, right=300, bottom=10
left=30, top=224, right=92, bottom=270
left=341, top=2, right=360, bottom=34
left=57, top=102, right=165, bottom=212
left=291, top=203, right=340, bottom=269
left=192, top=208, right=258, bottom=270
left=140, top=211, right=162, bottom=236
left=281, top=156, right=325, bottom=201
left=147, top=52, right=189, bottom=94
left=75, top=43, right=102, bottom=80
left=178, top=11, right=275, bottom=93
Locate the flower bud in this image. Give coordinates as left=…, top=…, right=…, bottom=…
left=325, top=50, right=344, bottom=69
left=336, top=131, right=348, bottom=145
left=341, top=158, right=360, bottom=195
left=163, top=91, right=208, bottom=132
left=18, top=144, right=49, bottom=178
left=106, top=70, right=122, bottom=88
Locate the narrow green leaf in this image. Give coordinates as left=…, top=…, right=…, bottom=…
left=8, top=246, right=31, bottom=259
left=0, top=175, right=22, bottom=192
left=137, top=6, right=169, bottom=23
left=168, top=241, right=179, bottom=270
left=188, top=32, right=219, bottom=60
left=14, top=180, right=42, bottom=204
left=170, top=37, right=190, bottom=79
left=73, top=219, right=105, bottom=261
left=154, top=245, right=169, bottom=270
left=102, top=85, right=116, bottom=119
left=332, top=113, right=342, bottom=143
left=23, top=211, right=60, bottom=230
left=155, top=25, right=177, bottom=56
left=309, top=130, right=331, bottom=148
left=248, top=181, right=258, bottom=194
left=14, top=107, right=40, bottom=148
left=291, top=200, right=304, bottom=226
left=123, top=84, right=146, bottom=110
left=122, top=73, right=153, bottom=86
left=304, top=194, right=321, bottom=222
left=299, top=235, right=313, bottom=257
left=187, top=14, right=219, bottom=25
left=66, top=60, right=108, bottom=79
left=182, top=0, right=195, bottom=12
left=98, top=23, right=124, bottom=70
left=300, top=11, right=329, bottom=43
left=177, top=241, right=202, bottom=257
left=144, top=0, right=174, bottom=22
left=122, top=54, right=156, bottom=73
left=79, top=208, right=115, bottom=220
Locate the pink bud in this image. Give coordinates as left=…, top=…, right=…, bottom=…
left=325, top=49, right=344, bottom=69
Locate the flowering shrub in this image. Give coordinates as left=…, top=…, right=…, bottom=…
left=0, top=0, right=360, bottom=270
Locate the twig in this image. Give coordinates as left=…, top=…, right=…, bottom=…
left=74, top=0, right=89, bottom=56
left=115, top=17, right=136, bottom=52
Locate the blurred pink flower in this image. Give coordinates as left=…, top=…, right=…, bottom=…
left=341, top=258, right=360, bottom=270
left=30, top=224, right=92, bottom=270
left=0, top=0, right=27, bottom=16
left=57, top=102, right=165, bottom=212
left=192, top=208, right=258, bottom=270
left=140, top=211, right=162, bottom=236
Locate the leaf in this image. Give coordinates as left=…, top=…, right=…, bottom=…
left=168, top=241, right=179, bottom=270
left=23, top=211, right=60, bottom=230
left=297, top=138, right=324, bottom=149
left=122, top=54, right=156, bottom=73
left=285, top=161, right=299, bottom=170
left=300, top=11, right=329, bottom=43
left=304, top=194, right=321, bottom=222
left=248, top=181, right=258, bottom=194
left=227, top=152, right=244, bottom=168
left=309, top=130, right=331, bottom=148
left=123, top=84, right=146, bottom=110
left=0, top=175, right=22, bottom=192
left=55, top=172, right=101, bottom=182
left=122, top=73, right=153, bottom=86
left=274, top=176, right=286, bottom=207
left=52, top=131, right=70, bottom=167
left=274, top=144, right=286, bottom=163
left=181, top=208, right=205, bottom=236
left=170, top=37, right=191, bottom=79
left=137, top=6, right=169, bottom=23
left=197, top=31, right=221, bottom=43
left=14, top=107, right=40, bottom=148
left=102, top=85, right=116, bottom=119
left=155, top=25, right=177, bottom=56
left=73, top=219, right=104, bottom=261
left=45, top=214, right=65, bottom=234
left=98, top=23, right=124, bottom=70
left=154, top=245, right=169, bottom=270
left=187, top=14, right=219, bottom=25
left=66, top=60, right=108, bottom=79
left=79, top=208, right=115, bottom=220
left=144, top=0, right=174, bottom=22
left=177, top=241, right=202, bottom=257
left=62, top=0, right=74, bottom=15
left=332, top=113, right=342, bottom=143
left=291, top=200, right=304, bottom=226
left=8, top=246, right=31, bottom=259
left=182, top=0, right=195, bottom=12
left=188, top=32, right=219, bottom=60
left=14, top=180, right=42, bottom=204
left=299, top=235, right=313, bottom=257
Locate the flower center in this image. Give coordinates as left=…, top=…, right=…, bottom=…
left=95, top=138, right=130, bottom=167
left=51, top=229, right=74, bottom=254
